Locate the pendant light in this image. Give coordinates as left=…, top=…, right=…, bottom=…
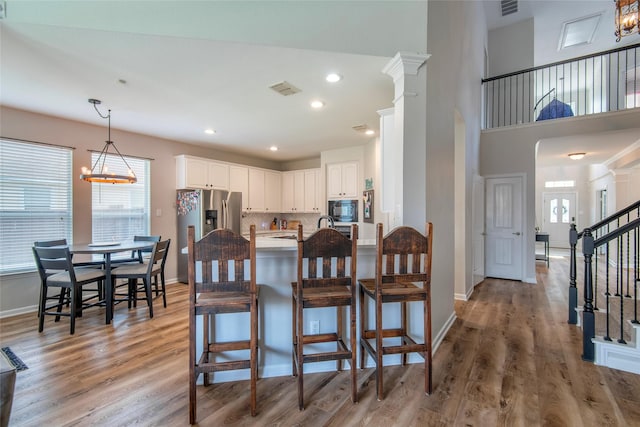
left=615, top=0, right=639, bottom=42
left=80, top=98, right=137, bottom=184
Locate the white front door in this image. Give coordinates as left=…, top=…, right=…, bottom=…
left=542, top=192, right=577, bottom=248
left=485, top=176, right=523, bottom=280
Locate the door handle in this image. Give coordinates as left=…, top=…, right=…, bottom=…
left=513, top=232, right=521, bottom=236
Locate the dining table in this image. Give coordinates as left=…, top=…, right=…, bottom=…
left=68, top=240, right=155, bottom=324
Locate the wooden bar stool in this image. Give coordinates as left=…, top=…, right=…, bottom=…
left=291, top=224, right=358, bottom=410
left=359, top=222, right=433, bottom=400
left=188, top=225, right=259, bottom=424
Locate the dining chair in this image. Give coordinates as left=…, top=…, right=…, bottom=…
left=111, top=235, right=161, bottom=265
left=110, top=239, right=171, bottom=318
left=188, top=224, right=258, bottom=424
left=291, top=223, right=358, bottom=410
left=32, top=245, right=106, bottom=334
left=33, top=239, right=103, bottom=316
left=358, top=222, right=433, bottom=400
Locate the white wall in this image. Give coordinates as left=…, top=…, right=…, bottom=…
left=426, top=1, right=486, bottom=316
left=488, top=18, right=534, bottom=77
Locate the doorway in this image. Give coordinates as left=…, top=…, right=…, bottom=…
left=542, top=192, right=577, bottom=248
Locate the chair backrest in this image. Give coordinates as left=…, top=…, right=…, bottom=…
left=297, top=224, right=358, bottom=289
left=151, top=239, right=171, bottom=269
left=187, top=225, right=256, bottom=295
left=375, top=222, right=433, bottom=288
left=133, top=235, right=161, bottom=260
left=32, top=246, right=75, bottom=283
left=34, top=239, right=67, bottom=247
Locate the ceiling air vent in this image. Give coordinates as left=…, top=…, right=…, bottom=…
left=269, top=81, right=301, bottom=96
left=501, top=0, right=518, bottom=16
left=352, top=124, right=368, bottom=133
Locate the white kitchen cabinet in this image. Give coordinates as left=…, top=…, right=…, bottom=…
left=326, top=162, right=358, bottom=200
left=304, top=169, right=322, bottom=213
left=229, top=165, right=249, bottom=211
left=281, top=171, right=305, bottom=213
left=175, top=155, right=229, bottom=190
left=264, top=171, right=282, bottom=213
left=247, top=168, right=281, bottom=212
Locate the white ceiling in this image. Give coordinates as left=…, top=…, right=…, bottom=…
left=1, top=1, right=639, bottom=165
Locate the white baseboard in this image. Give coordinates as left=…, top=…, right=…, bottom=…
left=454, top=286, right=474, bottom=301
left=524, top=276, right=537, bottom=284
left=0, top=304, right=38, bottom=319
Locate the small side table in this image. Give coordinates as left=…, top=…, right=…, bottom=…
left=536, top=232, right=550, bottom=267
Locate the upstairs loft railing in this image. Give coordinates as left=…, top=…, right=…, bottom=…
left=482, top=43, right=640, bottom=129
left=568, top=200, right=640, bottom=326
left=580, top=217, right=640, bottom=362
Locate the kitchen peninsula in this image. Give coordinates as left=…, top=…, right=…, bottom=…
left=192, top=231, right=428, bottom=383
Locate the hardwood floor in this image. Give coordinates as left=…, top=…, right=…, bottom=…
left=2, top=254, right=639, bottom=426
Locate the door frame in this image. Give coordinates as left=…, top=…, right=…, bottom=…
left=484, top=173, right=527, bottom=282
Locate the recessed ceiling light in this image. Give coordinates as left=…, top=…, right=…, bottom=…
left=568, top=152, right=586, bottom=160
left=270, top=146, right=278, bottom=152
left=365, top=129, right=375, bottom=136
left=326, top=73, right=342, bottom=83
left=310, top=100, right=324, bottom=109
left=204, top=129, right=215, bottom=135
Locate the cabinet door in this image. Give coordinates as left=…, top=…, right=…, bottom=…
left=229, top=165, right=248, bottom=211
left=209, top=162, right=229, bottom=190
left=327, top=164, right=343, bottom=199
left=248, top=168, right=265, bottom=212
left=292, top=171, right=305, bottom=212
left=281, top=172, right=295, bottom=212
left=341, top=162, right=358, bottom=198
left=184, top=158, right=209, bottom=189
left=304, top=169, right=320, bottom=213
left=264, top=171, right=281, bottom=213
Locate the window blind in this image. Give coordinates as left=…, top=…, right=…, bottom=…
left=91, top=152, right=150, bottom=247
left=0, top=139, right=73, bottom=274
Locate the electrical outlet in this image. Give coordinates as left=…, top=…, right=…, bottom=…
left=310, top=320, right=319, bottom=335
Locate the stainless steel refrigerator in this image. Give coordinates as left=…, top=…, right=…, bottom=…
left=176, top=189, right=242, bottom=283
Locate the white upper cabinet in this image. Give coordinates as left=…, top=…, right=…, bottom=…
left=281, top=171, right=305, bottom=213
left=229, top=165, right=249, bottom=211
left=304, top=169, right=322, bottom=213
left=247, top=168, right=282, bottom=213
left=327, top=162, right=358, bottom=200
left=176, top=155, right=229, bottom=190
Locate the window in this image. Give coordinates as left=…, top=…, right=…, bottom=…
left=0, top=139, right=73, bottom=274
left=545, top=180, right=575, bottom=188
left=91, top=153, right=150, bottom=248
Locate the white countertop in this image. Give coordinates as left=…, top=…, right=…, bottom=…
left=182, top=234, right=375, bottom=253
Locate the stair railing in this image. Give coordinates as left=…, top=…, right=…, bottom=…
left=581, top=217, right=640, bottom=361
left=569, top=200, right=640, bottom=324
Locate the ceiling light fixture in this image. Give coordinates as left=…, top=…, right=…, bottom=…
left=310, top=100, right=324, bottom=109
left=615, top=0, right=639, bottom=41
left=568, top=152, right=586, bottom=160
left=204, top=129, right=215, bottom=135
left=270, top=146, right=278, bottom=152
left=80, top=99, right=137, bottom=184
left=365, top=129, right=375, bottom=136
left=326, top=73, right=342, bottom=83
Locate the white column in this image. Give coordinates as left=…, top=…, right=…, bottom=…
left=382, top=52, right=429, bottom=229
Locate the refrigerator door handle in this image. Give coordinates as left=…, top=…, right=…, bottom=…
left=222, top=199, right=228, bottom=229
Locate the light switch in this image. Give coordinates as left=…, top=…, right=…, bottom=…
left=156, top=208, right=162, bottom=217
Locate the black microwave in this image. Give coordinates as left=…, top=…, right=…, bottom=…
left=328, top=200, right=358, bottom=223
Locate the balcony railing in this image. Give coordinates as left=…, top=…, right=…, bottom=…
left=482, top=43, right=640, bottom=129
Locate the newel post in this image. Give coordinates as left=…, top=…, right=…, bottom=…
left=568, top=223, right=578, bottom=324
left=582, top=228, right=595, bottom=362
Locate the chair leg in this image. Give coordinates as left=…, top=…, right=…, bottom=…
left=144, top=278, right=153, bottom=318
left=189, top=308, right=196, bottom=424
left=350, top=296, right=357, bottom=404
left=160, top=271, right=167, bottom=308
left=336, top=305, right=343, bottom=371
left=203, top=313, right=210, bottom=386
left=38, top=284, right=48, bottom=332
left=375, top=298, right=383, bottom=401
left=250, top=295, right=258, bottom=416
left=424, top=294, right=433, bottom=395
left=359, top=286, right=366, bottom=369
left=69, top=286, right=76, bottom=335
left=54, top=288, right=66, bottom=322
left=401, top=301, right=407, bottom=366
left=291, top=289, right=297, bottom=377
left=297, top=296, right=304, bottom=410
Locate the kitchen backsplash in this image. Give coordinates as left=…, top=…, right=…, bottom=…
left=241, top=212, right=320, bottom=234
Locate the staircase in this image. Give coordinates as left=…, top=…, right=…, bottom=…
left=569, top=201, right=640, bottom=375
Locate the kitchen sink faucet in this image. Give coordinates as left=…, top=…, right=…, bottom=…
left=317, top=215, right=335, bottom=229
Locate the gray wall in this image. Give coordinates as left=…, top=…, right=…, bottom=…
left=488, top=18, right=534, bottom=77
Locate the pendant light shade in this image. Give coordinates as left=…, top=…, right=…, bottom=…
left=80, top=99, right=137, bottom=184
